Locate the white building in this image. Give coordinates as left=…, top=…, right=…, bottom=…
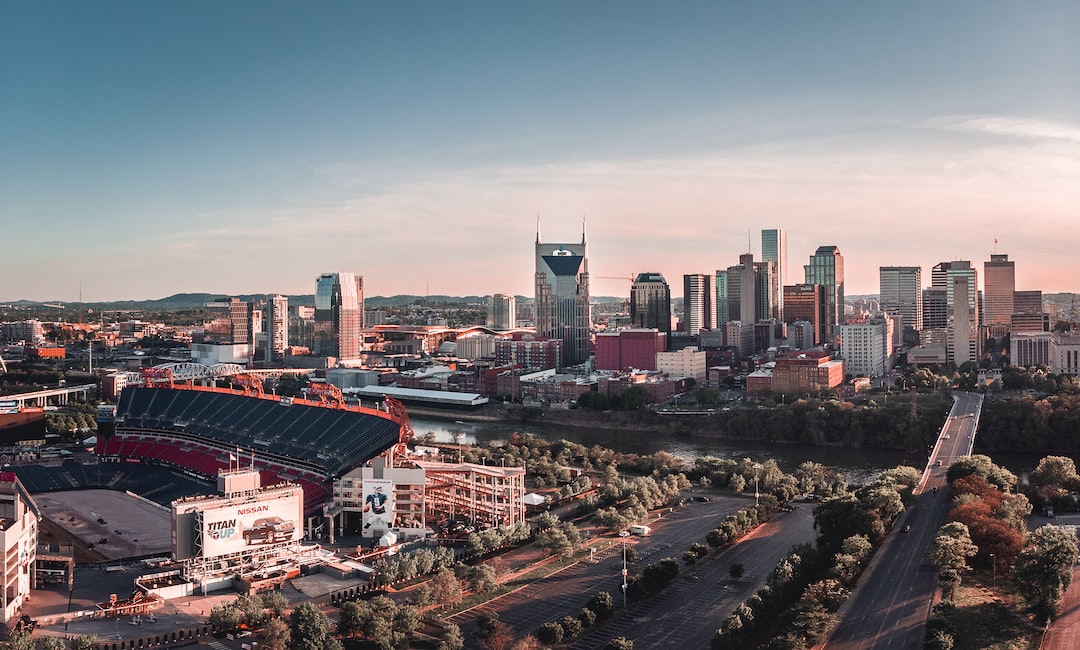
left=0, top=475, right=38, bottom=624
left=656, top=346, right=708, bottom=383
left=839, top=320, right=891, bottom=377
left=455, top=334, right=496, bottom=360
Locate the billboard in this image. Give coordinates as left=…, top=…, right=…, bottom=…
left=199, top=489, right=302, bottom=558
left=361, top=479, right=393, bottom=533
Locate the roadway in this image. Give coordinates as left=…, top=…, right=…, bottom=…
left=444, top=493, right=818, bottom=649
left=824, top=392, right=983, bottom=650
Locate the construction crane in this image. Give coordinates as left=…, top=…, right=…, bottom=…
left=0, top=353, right=7, bottom=374
left=42, top=303, right=64, bottom=320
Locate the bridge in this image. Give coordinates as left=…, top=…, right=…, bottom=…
left=824, top=392, right=984, bottom=649
left=111, top=362, right=317, bottom=387
left=2, top=384, right=97, bottom=408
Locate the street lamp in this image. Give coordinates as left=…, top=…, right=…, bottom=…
left=621, top=543, right=628, bottom=609
left=753, top=463, right=762, bottom=507
left=990, top=553, right=997, bottom=588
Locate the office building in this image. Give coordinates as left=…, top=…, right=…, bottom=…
left=682, top=273, right=714, bottom=336
left=1012, top=290, right=1049, bottom=332
left=949, top=276, right=975, bottom=366
left=783, top=284, right=826, bottom=346
left=714, top=270, right=729, bottom=325
left=315, top=272, right=365, bottom=361
left=0, top=473, right=38, bottom=624
left=264, top=294, right=288, bottom=363
left=840, top=318, right=892, bottom=377
left=922, top=287, right=948, bottom=331
left=983, top=254, right=1015, bottom=327
left=804, top=246, right=844, bottom=338
left=761, top=229, right=787, bottom=320
left=656, top=346, right=708, bottom=383
left=595, top=329, right=666, bottom=372
left=879, top=266, right=923, bottom=335
left=754, top=259, right=778, bottom=322
left=487, top=294, right=517, bottom=330
left=535, top=227, right=591, bottom=367
left=629, top=273, right=672, bottom=343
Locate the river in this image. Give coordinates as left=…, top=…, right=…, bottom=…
left=409, top=415, right=908, bottom=485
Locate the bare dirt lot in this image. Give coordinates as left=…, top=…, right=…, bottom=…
left=33, top=490, right=173, bottom=560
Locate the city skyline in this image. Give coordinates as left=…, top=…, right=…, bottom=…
left=4, top=2, right=1079, bottom=302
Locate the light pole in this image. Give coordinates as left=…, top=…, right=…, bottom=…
left=621, top=542, right=628, bottom=609
left=753, top=463, right=762, bottom=507
left=990, top=553, right=996, bottom=588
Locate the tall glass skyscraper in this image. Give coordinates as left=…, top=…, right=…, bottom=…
left=761, top=229, right=786, bottom=320
left=804, top=246, right=844, bottom=337
left=630, top=272, right=671, bottom=344
left=682, top=273, right=714, bottom=336
left=879, top=266, right=923, bottom=333
left=315, top=272, right=364, bottom=361
left=535, top=227, right=590, bottom=367
left=264, top=294, right=289, bottom=362
left=984, top=254, right=1015, bottom=327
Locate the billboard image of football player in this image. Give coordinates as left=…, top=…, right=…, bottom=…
left=362, top=479, right=393, bottom=532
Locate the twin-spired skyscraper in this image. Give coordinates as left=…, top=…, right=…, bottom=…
left=535, top=225, right=591, bottom=367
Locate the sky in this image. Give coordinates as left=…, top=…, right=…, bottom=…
left=2, top=1, right=1079, bottom=302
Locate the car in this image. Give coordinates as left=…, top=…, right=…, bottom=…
left=931, top=486, right=939, bottom=494
left=936, top=460, right=943, bottom=466
left=781, top=505, right=795, bottom=512
left=618, top=530, right=631, bottom=537
left=692, top=496, right=711, bottom=503
left=243, top=516, right=295, bottom=545
left=944, top=434, right=950, bottom=439
left=902, top=525, right=911, bottom=533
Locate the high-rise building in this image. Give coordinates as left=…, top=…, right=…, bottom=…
left=264, top=294, right=288, bottom=363
left=840, top=317, right=892, bottom=377
left=879, top=266, right=923, bottom=334
left=1012, top=290, right=1048, bottom=333
left=202, top=298, right=254, bottom=364
left=754, top=259, right=777, bottom=322
left=783, top=284, right=826, bottom=346
left=682, top=274, right=714, bottom=336
left=922, top=287, right=948, bottom=330
left=931, top=261, right=953, bottom=289
left=535, top=226, right=590, bottom=366
left=630, top=273, right=671, bottom=343
left=983, top=254, right=1015, bottom=327
left=487, top=294, right=517, bottom=330
left=804, top=246, right=844, bottom=338
left=714, top=270, right=729, bottom=325
left=315, top=272, right=364, bottom=361
left=761, top=229, right=787, bottom=320
left=949, top=275, right=976, bottom=365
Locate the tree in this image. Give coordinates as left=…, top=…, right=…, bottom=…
left=481, top=622, right=513, bottom=650
left=289, top=602, right=333, bottom=650
left=4, top=631, right=33, bottom=650
left=536, top=622, right=564, bottom=645
left=70, top=637, right=98, bottom=650
left=603, top=638, right=634, bottom=650
left=262, top=591, right=289, bottom=618
left=261, top=618, right=290, bottom=650
left=438, top=623, right=465, bottom=650
left=535, top=510, right=560, bottom=531
left=729, top=563, right=745, bottom=580
left=1031, top=455, right=1080, bottom=509
left=586, top=591, right=615, bottom=619
left=337, top=600, right=367, bottom=638
left=1013, top=524, right=1080, bottom=619
left=37, top=638, right=66, bottom=650
left=469, top=563, right=498, bottom=593
left=430, top=567, right=464, bottom=608
left=926, top=523, right=978, bottom=601
left=209, top=602, right=242, bottom=633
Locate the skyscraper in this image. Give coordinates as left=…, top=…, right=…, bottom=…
left=879, top=266, right=923, bottom=334
left=754, top=259, right=777, bottom=322
left=939, top=261, right=979, bottom=363
left=714, top=269, right=729, bottom=325
left=264, top=294, right=288, bottom=363
left=761, top=229, right=787, bottom=320
left=315, top=272, right=364, bottom=361
left=983, top=254, right=1015, bottom=327
left=535, top=226, right=591, bottom=366
left=487, top=294, right=517, bottom=330
left=804, top=246, right=844, bottom=337
left=682, top=273, right=714, bottom=336
left=783, top=284, right=826, bottom=346
left=630, top=273, right=672, bottom=342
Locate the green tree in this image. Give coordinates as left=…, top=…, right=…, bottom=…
left=5, top=631, right=33, bottom=650
left=536, top=622, right=564, bottom=645
left=261, top=618, right=290, bottom=650
left=1013, top=524, right=1080, bottom=619
left=1030, top=455, right=1080, bottom=509
left=209, top=602, right=242, bottom=633
left=468, top=563, right=498, bottom=593
left=603, top=637, right=635, bottom=650
left=438, top=623, right=465, bottom=650
left=37, top=638, right=67, bottom=650
left=288, top=602, right=333, bottom=650
left=926, top=523, right=978, bottom=601
left=586, top=591, right=615, bottom=619
left=70, top=637, right=98, bottom=650
left=262, top=590, right=289, bottom=618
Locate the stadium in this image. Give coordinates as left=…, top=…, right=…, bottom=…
left=97, top=366, right=412, bottom=518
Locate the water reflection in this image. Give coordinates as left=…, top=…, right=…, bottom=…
left=410, top=415, right=907, bottom=485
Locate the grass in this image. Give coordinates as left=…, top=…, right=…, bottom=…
left=933, top=576, right=1042, bottom=650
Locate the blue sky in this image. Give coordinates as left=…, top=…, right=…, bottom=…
left=2, top=1, right=1078, bottom=301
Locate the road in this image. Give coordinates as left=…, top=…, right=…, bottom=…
left=824, top=392, right=983, bottom=649
left=569, top=505, right=816, bottom=649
